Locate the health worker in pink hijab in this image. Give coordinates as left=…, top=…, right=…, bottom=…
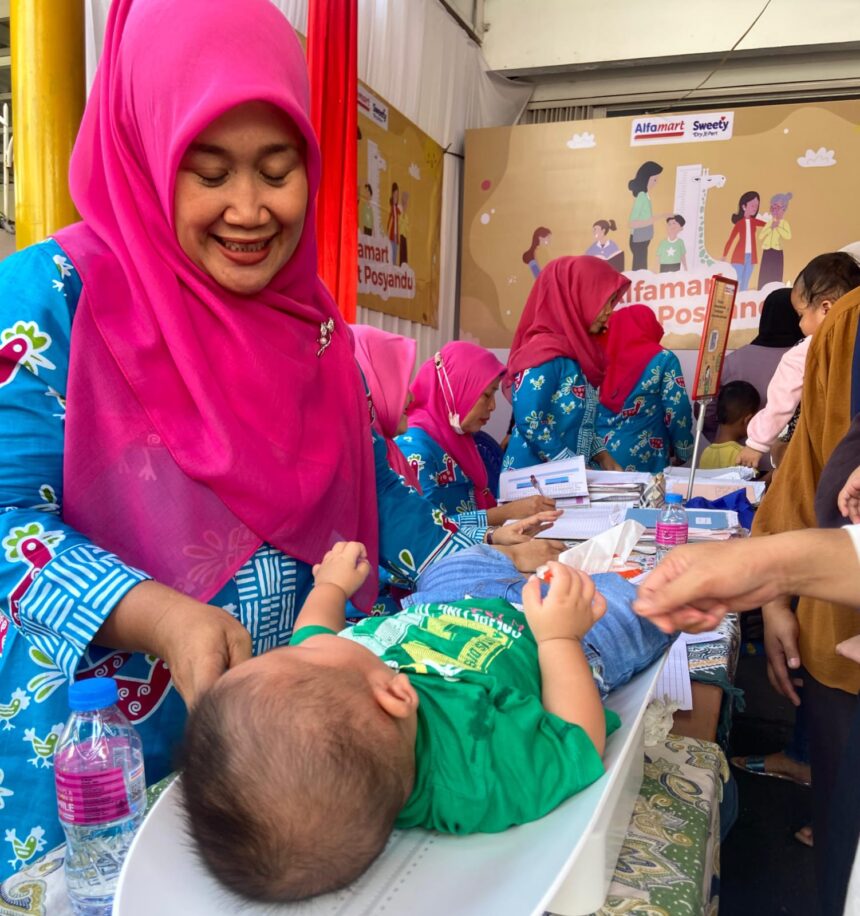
left=353, top=329, right=560, bottom=544
left=396, top=341, right=560, bottom=530
left=0, top=0, right=511, bottom=870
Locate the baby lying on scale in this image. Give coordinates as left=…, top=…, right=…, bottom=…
left=182, top=542, right=669, bottom=903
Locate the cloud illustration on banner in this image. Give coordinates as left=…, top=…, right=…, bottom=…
left=408, top=162, right=421, bottom=180
left=797, top=147, right=836, bottom=168
left=566, top=132, right=596, bottom=150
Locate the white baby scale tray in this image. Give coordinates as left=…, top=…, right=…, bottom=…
left=115, top=657, right=664, bottom=916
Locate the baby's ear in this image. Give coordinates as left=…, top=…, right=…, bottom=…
left=373, top=673, right=418, bottom=719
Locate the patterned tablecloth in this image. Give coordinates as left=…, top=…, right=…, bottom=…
left=685, top=614, right=743, bottom=746
left=1, top=739, right=728, bottom=916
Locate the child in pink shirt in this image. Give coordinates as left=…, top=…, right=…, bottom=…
left=736, top=252, right=860, bottom=468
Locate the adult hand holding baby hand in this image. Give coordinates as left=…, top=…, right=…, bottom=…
left=312, top=541, right=371, bottom=599
left=522, top=562, right=606, bottom=643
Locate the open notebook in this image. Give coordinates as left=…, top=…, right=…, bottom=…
left=115, top=659, right=665, bottom=916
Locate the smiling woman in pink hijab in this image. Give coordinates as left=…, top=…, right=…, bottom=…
left=0, top=0, right=486, bottom=873
left=504, top=256, right=630, bottom=470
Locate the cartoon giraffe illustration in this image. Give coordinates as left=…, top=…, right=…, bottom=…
left=365, top=139, right=387, bottom=236
left=672, top=164, right=726, bottom=270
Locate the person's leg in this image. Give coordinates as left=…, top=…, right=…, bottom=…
left=803, top=672, right=858, bottom=896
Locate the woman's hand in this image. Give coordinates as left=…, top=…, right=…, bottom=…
left=489, top=510, right=562, bottom=545
left=762, top=599, right=802, bottom=706
left=501, top=538, right=566, bottom=572
left=837, top=465, right=860, bottom=523
left=594, top=450, right=623, bottom=472
left=487, top=495, right=556, bottom=524
left=95, top=580, right=252, bottom=709
left=735, top=445, right=765, bottom=469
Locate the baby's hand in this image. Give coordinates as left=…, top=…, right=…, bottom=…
left=522, top=562, right=606, bottom=643
left=312, top=541, right=371, bottom=599
left=837, top=465, right=860, bottom=523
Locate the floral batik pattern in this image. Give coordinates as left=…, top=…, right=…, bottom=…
left=596, top=351, right=694, bottom=474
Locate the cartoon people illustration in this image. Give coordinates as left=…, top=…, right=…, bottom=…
left=656, top=214, right=688, bottom=273
left=627, top=161, right=668, bottom=271
left=757, top=192, right=793, bottom=289
left=522, top=226, right=552, bottom=279
left=386, top=181, right=401, bottom=266
left=722, top=191, right=765, bottom=291
left=585, top=219, right=624, bottom=270
left=360, top=183, right=374, bottom=237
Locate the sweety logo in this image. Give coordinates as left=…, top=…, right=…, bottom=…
left=630, top=111, right=734, bottom=146
left=357, top=85, right=389, bottom=130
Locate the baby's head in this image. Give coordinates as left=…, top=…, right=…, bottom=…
left=181, top=637, right=418, bottom=902
left=792, top=251, right=860, bottom=337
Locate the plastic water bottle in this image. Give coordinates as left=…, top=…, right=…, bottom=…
left=655, top=493, right=688, bottom=561
left=54, top=678, right=146, bottom=915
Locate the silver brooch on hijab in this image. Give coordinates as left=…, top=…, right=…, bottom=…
left=317, top=318, right=335, bottom=357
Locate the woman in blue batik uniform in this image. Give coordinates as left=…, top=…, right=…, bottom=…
left=595, top=305, right=693, bottom=473
left=0, top=0, right=487, bottom=877
left=503, top=256, right=630, bottom=471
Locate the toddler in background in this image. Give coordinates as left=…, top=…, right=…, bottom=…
left=700, top=381, right=760, bottom=469
left=736, top=251, right=860, bottom=469
left=182, top=542, right=620, bottom=903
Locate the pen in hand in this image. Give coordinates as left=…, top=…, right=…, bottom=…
left=530, top=474, right=547, bottom=497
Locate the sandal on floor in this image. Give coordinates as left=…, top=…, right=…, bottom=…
left=794, top=825, right=814, bottom=847
left=729, top=754, right=812, bottom=787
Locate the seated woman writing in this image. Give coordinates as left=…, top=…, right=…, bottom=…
left=395, top=342, right=556, bottom=535
left=503, top=256, right=630, bottom=471
left=596, top=305, right=693, bottom=473
left=353, top=326, right=558, bottom=546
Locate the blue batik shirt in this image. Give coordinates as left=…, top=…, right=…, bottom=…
left=595, top=351, right=694, bottom=473
left=0, top=238, right=475, bottom=879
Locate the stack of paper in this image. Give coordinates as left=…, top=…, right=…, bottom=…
left=655, top=631, right=723, bottom=710
left=536, top=503, right=628, bottom=540
left=623, top=507, right=741, bottom=542
left=585, top=470, right=651, bottom=504
left=664, top=466, right=765, bottom=504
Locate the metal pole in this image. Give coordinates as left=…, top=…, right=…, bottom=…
left=685, top=398, right=711, bottom=503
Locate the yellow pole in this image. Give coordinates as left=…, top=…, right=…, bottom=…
left=11, top=0, right=85, bottom=249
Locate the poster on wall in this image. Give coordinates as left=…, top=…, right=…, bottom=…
left=460, top=100, right=860, bottom=349
left=357, top=83, right=443, bottom=327
left=692, top=275, right=737, bottom=401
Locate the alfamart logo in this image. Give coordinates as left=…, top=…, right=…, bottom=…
left=630, top=111, right=734, bottom=146
left=357, top=86, right=389, bottom=130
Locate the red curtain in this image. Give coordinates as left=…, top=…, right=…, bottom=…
left=307, top=0, right=358, bottom=322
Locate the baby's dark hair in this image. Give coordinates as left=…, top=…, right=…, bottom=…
left=793, top=252, right=860, bottom=308
left=181, top=663, right=409, bottom=903
left=716, top=380, right=760, bottom=425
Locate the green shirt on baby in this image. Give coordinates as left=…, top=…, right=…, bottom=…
left=293, top=598, right=620, bottom=835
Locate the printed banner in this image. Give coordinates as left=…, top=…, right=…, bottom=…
left=357, top=83, right=443, bottom=326
left=691, top=275, right=737, bottom=401
left=460, top=99, right=860, bottom=349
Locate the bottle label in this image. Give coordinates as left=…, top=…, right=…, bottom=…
left=55, top=768, right=131, bottom=825
left=655, top=522, right=688, bottom=547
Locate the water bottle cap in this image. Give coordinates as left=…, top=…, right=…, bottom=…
left=664, top=493, right=683, bottom=505
left=68, top=677, right=119, bottom=711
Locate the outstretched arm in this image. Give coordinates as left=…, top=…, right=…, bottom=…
left=294, top=541, right=371, bottom=633
left=633, top=528, right=860, bottom=634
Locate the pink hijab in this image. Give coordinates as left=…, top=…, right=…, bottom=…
left=599, top=305, right=665, bottom=413
left=352, top=326, right=420, bottom=489
left=506, top=256, right=631, bottom=393
left=407, top=342, right=506, bottom=509
left=54, top=0, right=379, bottom=608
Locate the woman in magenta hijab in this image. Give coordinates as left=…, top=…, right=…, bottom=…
left=396, top=341, right=557, bottom=529
left=354, top=329, right=560, bottom=543
left=504, top=256, right=631, bottom=469
left=0, top=0, right=485, bottom=871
